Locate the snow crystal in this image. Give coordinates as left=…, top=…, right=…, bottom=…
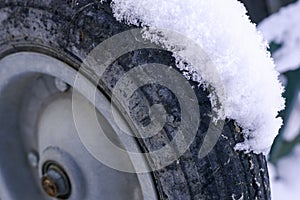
left=258, top=0, right=300, bottom=73
left=107, top=0, right=285, bottom=154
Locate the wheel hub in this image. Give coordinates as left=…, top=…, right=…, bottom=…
left=0, top=52, right=158, bottom=200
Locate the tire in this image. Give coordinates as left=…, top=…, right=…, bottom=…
left=0, top=1, right=271, bottom=200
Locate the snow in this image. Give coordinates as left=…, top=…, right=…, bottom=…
left=268, top=145, right=300, bottom=199
left=258, top=0, right=300, bottom=73
left=282, top=91, right=300, bottom=141
left=106, top=0, right=285, bottom=154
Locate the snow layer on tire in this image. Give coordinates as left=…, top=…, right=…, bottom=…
left=108, top=0, right=285, bottom=154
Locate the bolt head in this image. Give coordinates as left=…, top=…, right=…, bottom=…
left=41, top=176, right=58, bottom=197
left=41, top=163, right=71, bottom=198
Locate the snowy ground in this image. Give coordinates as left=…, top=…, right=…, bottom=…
left=268, top=146, right=300, bottom=200
left=258, top=0, right=300, bottom=73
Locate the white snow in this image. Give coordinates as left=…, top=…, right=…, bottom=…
left=268, top=145, right=300, bottom=200
left=282, top=91, right=300, bottom=141
left=258, top=0, right=300, bottom=73
left=107, top=0, right=285, bottom=154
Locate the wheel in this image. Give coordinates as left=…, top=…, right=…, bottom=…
left=0, top=1, right=271, bottom=200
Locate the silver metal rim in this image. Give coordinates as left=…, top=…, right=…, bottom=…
left=0, top=52, right=158, bottom=200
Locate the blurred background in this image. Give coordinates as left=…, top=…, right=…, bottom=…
left=239, top=0, right=300, bottom=199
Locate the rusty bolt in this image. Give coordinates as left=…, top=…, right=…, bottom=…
left=41, top=164, right=71, bottom=198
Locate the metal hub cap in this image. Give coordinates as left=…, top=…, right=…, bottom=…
left=0, top=52, right=158, bottom=200
left=0, top=52, right=157, bottom=200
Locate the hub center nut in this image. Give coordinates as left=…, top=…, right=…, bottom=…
left=41, top=163, right=71, bottom=199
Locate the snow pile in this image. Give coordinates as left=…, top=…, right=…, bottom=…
left=268, top=146, right=300, bottom=199
left=109, top=0, right=285, bottom=154
left=258, top=1, right=300, bottom=73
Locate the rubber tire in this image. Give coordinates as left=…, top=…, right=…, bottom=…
left=0, top=1, right=271, bottom=199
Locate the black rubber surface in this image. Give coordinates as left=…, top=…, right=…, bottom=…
left=0, top=1, right=271, bottom=199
